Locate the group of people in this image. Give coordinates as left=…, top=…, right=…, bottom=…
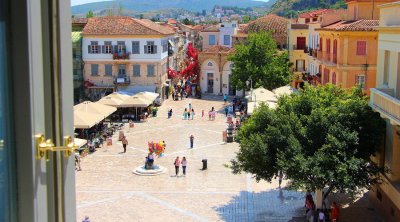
left=305, top=192, right=340, bottom=222
left=174, top=156, right=187, bottom=176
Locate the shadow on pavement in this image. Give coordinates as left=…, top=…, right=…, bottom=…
left=214, top=188, right=305, bottom=222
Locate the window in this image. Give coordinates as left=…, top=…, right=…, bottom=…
left=144, top=41, right=157, bottom=54
left=232, top=23, right=237, bottom=28
left=91, top=64, right=98, bottom=76
left=319, top=37, right=323, bottom=51
left=133, top=65, right=140, bottom=76
left=305, top=18, right=310, bottom=23
left=313, top=17, right=318, bottom=22
left=117, top=41, right=125, bottom=53
left=103, top=41, right=112, bottom=54
left=223, top=35, right=230, bottom=45
left=332, top=72, right=337, bottom=85
left=356, top=74, right=366, bottom=88
left=132, top=41, right=140, bottom=54
left=105, top=64, right=112, bottom=76
left=118, top=64, right=126, bottom=76
left=356, top=41, right=366, bottom=55
left=88, top=41, right=99, bottom=54
left=147, top=64, right=155, bottom=76
left=162, top=40, right=168, bottom=53
left=209, top=35, right=215, bottom=45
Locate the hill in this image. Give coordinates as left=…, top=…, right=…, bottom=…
left=269, top=0, right=346, bottom=17
left=71, top=0, right=269, bottom=15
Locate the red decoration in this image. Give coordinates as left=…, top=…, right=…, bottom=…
left=168, top=42, right=200, bottom=85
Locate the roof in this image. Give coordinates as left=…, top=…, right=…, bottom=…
left=245, top=14, right=288, bottom=34
left=317, top=20, right=379, bottom=31
left=72, top=17, right=88, bottom=24
left=192, top=25, right=205, bottom=31
left=291, top=24, right=309, bottom=29
left=298, top=9, right=331, bottom=18
left=71, top=31, right=82, bottom=43
left=82, top=16, right=175, bottom=35
left=201, top=46, right=235, bottom=54
left=202, top=25, right=220, bottom=32
left=167, top=18, right=178, bottom=24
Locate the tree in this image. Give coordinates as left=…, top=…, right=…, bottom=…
left=182, top=18, right=195, bottom=26
left=86, top=10, right=94, bottom=18
left=231, top=85, right=386, bottom=199
left=242, top=15, right=251, bottom=23
left=228, top=31, right=292, bottom=91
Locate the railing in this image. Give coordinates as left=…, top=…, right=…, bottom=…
left=370, top=88, right=400, bottom=125
left=292, top=44, right=307, bottom=50
left=114, top=76, right=131, bottom=85
left=113, top=52, right=130, bottom=60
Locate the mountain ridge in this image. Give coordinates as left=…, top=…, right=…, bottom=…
left=71, top=0, right=269, bottom=15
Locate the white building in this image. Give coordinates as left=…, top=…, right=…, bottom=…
left=81, top=16, right=175, bottom=100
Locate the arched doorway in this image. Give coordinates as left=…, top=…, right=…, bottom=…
left=200, top=59, right=218, bottom=94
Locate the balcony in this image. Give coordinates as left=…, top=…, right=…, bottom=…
left=292, top=44, right=307, bottom=51
left=114, top=76, right=131, bottom=85
left=113, top=52, right=130, bottom=60
left=370, top=88, right=400, bottom=125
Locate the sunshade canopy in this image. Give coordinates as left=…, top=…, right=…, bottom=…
left=273, top=85, right=296, bottom=98
left=74, top=101, right=117, bottom=117
left=135, top=92, right=159, bottom=102
left=74, top=110, right=104, bottom=129
left=74, top=138, right=87, bottom=148
left=97, top=93, right=130, bottom=107
left=248, top=87, right=278, bottom=102
left=120, top=96, right=152, bottom=108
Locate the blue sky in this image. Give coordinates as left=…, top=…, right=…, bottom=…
left=71, top=0, right=269, bottom=6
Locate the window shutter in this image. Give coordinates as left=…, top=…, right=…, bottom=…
left=144, top=45, right=147, bottom=54
left=88, top=45, right=92, bottom=54
left=101, top=45, right=105, bottom=54
left=113, top=45, right=118, bottom=53
left=153, top=45, right=157, bottom=54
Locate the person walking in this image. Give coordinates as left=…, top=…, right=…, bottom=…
left=121, top=136, right=128, bottom=153
left=188, top=109, right=191, bottom=120
left=189, top=135, right=194, bottom=148
left=191, top=109, right=195, bottom=120
left=202, top=109, right=204, bottom=117
left=224, top=106, right=228, bottom=117
left=174, top=156, right=180, bottom=177
left=188, top=103, right=192, bottom=110
left=181, top=157, right=187, bottom=176
left=223, top=94, right=228, bottom=104
left=172, top=92, right=175, bottom=101
left=331, top=202, right=340, bottom=222
left=183, top=108, right=188, bottom=120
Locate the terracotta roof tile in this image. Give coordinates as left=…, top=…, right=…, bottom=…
left=201, top=46, right=234, bottom=54
left=244, top=14, right=288, bottom=34
left=82, top=16, right=175, bottom=35
left=72, top=18, right=88, bottom=24
left=318, top=20, right=379, bottom=31
left=202, top=25, right=220, bottom=32
left=291, top=24, right=309, bottom=29
left=298, top=9, right=331, bottom=18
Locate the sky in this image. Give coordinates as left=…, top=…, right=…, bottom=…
left=71, top=0, right=269, bottom=6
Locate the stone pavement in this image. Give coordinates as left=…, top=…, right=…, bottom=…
left=75, top=95, right=306, bottom=222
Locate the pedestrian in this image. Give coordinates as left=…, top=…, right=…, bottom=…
left=181, top=157, right=187, bottom=176
left=75, top=153, right=81, bottom=171
left=82, top=216, right=90, bottom=222
left=180, top=90, right=183, bottom=100
left=224, top=106, right=228, bottom=117
left=189, top=103, right=192, bottom=110
left=191, top=109, right=195, bottom=120
left=172, top=92, right=175, bottom=101
left=189, top=135, right=194, bottom=148
left=183, top=108, right=188, bottom=120
left=202, top=109, right=204, bottom=117
left=121, top=136, right=128, bottom=153
left=278, top=171, right=283, bottom=187
left=188, top=109, right=191, bottom=119
left=224, top=94, right=227, bottom=104
left=318, top=209, right=325, bottom=222
left=208, top=110, right=211, bottom=120
left=331, top=202, right=339, bottom=222
left=174, top=156, right=180, bottom=176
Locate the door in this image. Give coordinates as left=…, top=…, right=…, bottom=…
left=297, top=37, right=306, bottom=50
left=296, top=60, right=305, bottom=72
left=207, top=73, right=214, bottom=93
left=7, top=0, right=76, bottom=221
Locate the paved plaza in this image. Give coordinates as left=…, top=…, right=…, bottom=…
left=75, top=95, right=306, bottom=222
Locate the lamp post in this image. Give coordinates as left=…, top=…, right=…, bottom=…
left=246, top=78, right=253, bottom=102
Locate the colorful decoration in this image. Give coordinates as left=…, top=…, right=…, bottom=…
left=147, top=141, right=166, bottom=157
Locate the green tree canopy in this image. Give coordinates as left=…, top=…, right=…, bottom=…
left=86, top=10, right=94, bottom=18
left=228, top=31, right=292, bottom=91
left=231, top=85, right=385, bottom=197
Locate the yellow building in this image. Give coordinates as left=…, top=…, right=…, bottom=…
left=369, top=2, right=400, bottom=221
left=288, top=23, right=309, bottom=88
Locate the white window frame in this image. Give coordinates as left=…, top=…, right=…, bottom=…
left=356, top=74, right=366, bottom=89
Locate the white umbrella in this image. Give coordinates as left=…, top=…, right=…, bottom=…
left=74, top=110, right=104, bottom=129
left=74, top=101, right=117, bottom=117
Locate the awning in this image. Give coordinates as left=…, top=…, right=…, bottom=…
left=74, top=138, right=87, bottom=148
left=135, top=92, right=159, bottom=102
left=246, top=87, right=278, bottom=103
left=97, top=92, right=130, bottom=107
left=120, top=96, right=153, bottom=108
left=74, top=101, right=117, bottom=117
left=74, top=110, right=104, bottom=129
left=117, top=86, right=157, bottom=95
left=247, top=101, right=277, bottom=115
left=273, top=85, right=296, bottom=98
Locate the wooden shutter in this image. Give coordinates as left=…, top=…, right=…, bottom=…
left=101, top=45, right=105, bottom=54
left=153, top=45, right=157, bottom=54
left=88, top=45, right=92, bottom=54
left=144, top=45, right=147, bottom=54
left=297, top=37, right=306, bottom=50
left=113, top=45, right=118, bottom=53
left=356, top=41, right=366, bottom=55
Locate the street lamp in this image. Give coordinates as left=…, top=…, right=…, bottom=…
left=246, top=78, right=253, bottom=102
